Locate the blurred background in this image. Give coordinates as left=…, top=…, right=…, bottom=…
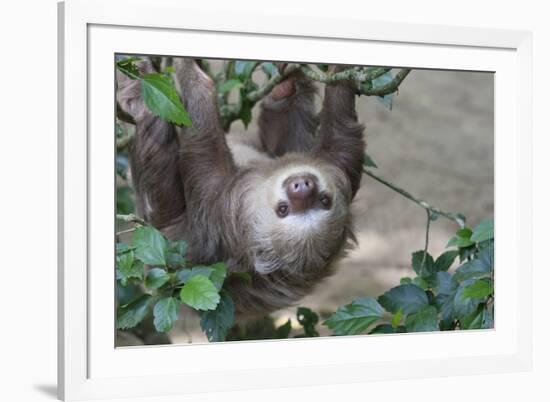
left=117, top=63, right=494, bottom=344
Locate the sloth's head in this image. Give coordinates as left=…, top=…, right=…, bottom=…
left=244, top=156, right=356, bottom=275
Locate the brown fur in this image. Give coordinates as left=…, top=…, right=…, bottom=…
left=116, top=58, right=365, bottom=319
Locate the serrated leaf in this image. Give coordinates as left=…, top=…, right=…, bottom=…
left=454, top=259, right=492, bottom=282
left=153, top=297, right=179, bottom=332
left=141, top=73, right=191, bottom=126
left=166, top=252, right=185, bottom=266
left=324, top=298, right=384, bottom=336
left=378, top=284, right=429, bottom=315
left=462, top=278, right=493, bottom=299
left=404, top=305, right=439, bottom=332
left=176, top=266, right=214, bottom=284
left=179, top=275, right=220, bottom=311
left=199, top=291, right=235, bottom=342
left=363, top=152, right=378, bottom=168
left=209, top=262, right=227, bottom=290
left=454, top=278, right=484, bottom=323
left=145, top=268, right=170, bottom=289
left=116, top=294, right=153, bottom=330
left=471, top=218, right=494, bottom=243
left=412, top=250, right=435, bottom=278
left=116, top=282, right=143, bottom=306
left=219, top=78, right=243, bottom=93
left=433, top=271, right=457, bottom=296
left=133, top=225, right=168, bottom=266
left=434, top=250, right=459, bottom=272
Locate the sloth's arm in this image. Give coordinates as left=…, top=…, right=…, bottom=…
left=116, top=59, right=186, bottom=229
left=257, top=72, right=319, bottom=156
left=315, top=66, right=366, bottom=198
left=172, top=58, right=238, bottom=209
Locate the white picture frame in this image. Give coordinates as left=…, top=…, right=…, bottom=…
left=58, top=0, right=533, bottom=400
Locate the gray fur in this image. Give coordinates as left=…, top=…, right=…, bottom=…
left=116, top=58, right=365, bottom=319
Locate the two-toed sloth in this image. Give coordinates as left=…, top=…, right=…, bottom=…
left=116, top=58, right=365, bottom=319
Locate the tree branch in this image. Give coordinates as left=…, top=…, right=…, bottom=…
left=359, top=69, right=411, bottom=96
left=363, top=167, right=466, bottom=228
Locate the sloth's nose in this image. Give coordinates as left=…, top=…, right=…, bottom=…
left=285, top=174, right=317, bottom=212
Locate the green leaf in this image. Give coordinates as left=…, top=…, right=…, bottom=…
left=434, top=250, right=459, bottom=272
left=453, top=278, right=484, bottom=322
left=234, top=61, right=258, bottom=80
left=116, top=282, right=143, bottom=306
left=453, top=259, right=492, bottom=282
left=433, top=271, right=457, bottom=296
left=145, top=268, right=170, bottom=289
left=324, top=298, right=384, bottom=336
left=166, top=252, right=185, bottom=266
left=133, top=226, right=168, bottom=266
left=153, top=297, right=179, bottom=332
left=209, top=262, right=227, bottom=290
left=179, top=275, right=220, bottom=311
left=404, top=305, right=439, bottom=332
left=462, top=278, right=493, bottom=299
left=261, top=62, right=279, bottom=78
left=411, top=250, right=435, bottom=278
left=239, top=98, right=253, bottom=128
left=400, top=277, right=412, bottom=285
left=170, top=240, right=188, bottom=256
left=116, top=186, right=135, bottom=215
left=363, top=152, right=378, bottom=168
left=447, top=228, right=475, bottom=248
left=297, top=307, right=320, bottom=337
left=116, top=250, right=144, bottom=285
left=219, top=78, right=243, bottom=93
left=471, top=218, right=494, bottom=243
left=378, top=284, right=429, bottom=315
left=116, top=57, right=142, bottom=79
left=391, top=309, right=403, bottom=328
left=274, top=319, right=292, bottom=339
left=141, top=73, right=191, bottom=126
left=372, top=71, right=395, bottom=109
left=199, top=291, right=235, bottom=342
left=116, top=294, right=153, bottom=330
left=176, top=266, right=214, bottom=284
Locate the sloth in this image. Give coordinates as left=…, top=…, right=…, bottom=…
left=116, top=58, right=366, bottom=319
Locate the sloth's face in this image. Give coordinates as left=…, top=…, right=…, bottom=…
left=244, top=157, right=353, bottom=274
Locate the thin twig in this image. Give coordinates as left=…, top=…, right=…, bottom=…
left=363, top=167, right=465, bottom=228
left=420, top=209, right=431, bottom=271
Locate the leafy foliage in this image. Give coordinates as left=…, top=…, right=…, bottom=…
left=116, top=57, right=191, bottom=126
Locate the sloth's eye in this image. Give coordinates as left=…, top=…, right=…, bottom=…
left=319, top=194, right=332, bottom=209
left=276, top=202, right=289, bottom=218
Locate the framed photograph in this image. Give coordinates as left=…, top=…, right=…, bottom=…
left=58, top=0, right=533, bottom=400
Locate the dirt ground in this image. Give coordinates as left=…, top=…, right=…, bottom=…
left=166, top=68, right=494, bottom=343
